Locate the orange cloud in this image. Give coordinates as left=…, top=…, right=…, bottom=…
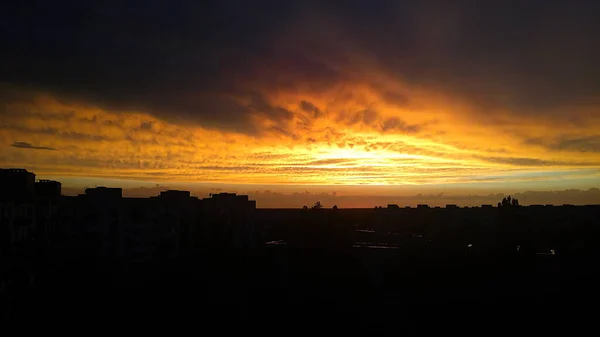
left=1, top=85, right=599, bottom=189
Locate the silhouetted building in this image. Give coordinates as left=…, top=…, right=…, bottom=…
left=120, top=197, right=167, bottom=263
left=417, top=204, right=430, bottom=209
left=34, top=181, right=63, bottom=237
left=0, top=201, right=35, bottom=243
left=74, top=187, right=123, bottom=259
left=35, top=180, right=62, bottom=199
left=0, top=168, right=35, bottom=201
left=201, top=193, right=257, bottom=248
left=156, top=190, right=199, bottom=258
left=446, top=204, right=458, bottom=208
left=387, top=204, right=400, bottom=209
left=83, top=186, right=122, bottom=199
left=204, top=192, right=257, bottom=211
left=160, top=190, right=191, bottom=200
left=0, top=169, right=37, bottom=254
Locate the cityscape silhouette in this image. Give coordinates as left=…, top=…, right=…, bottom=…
left=2, top=0, right=600, bottom=332
left=2, top=168, right=600, bottom=330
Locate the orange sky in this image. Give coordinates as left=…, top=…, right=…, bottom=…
left=1, top=84, right=599, bottom=193
left=1, top=1, right=599, bottom=206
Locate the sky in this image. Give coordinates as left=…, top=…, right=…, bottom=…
left=1, top=0, right=600, bottom=207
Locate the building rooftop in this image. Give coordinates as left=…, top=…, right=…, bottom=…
left=84, top=186, right=123, bottom=198
left=1, top=168, right=32, bottom=173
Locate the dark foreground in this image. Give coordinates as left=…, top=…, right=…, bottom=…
left=3, top=206, right=600, bottom=332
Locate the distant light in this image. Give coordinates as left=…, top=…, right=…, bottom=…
left=551, top=249, right=556, bottom=255
left=468, top=244, right=473, bottom=248
left=265, top=240, right=286, bottom=245
left=516, top=245, right=520, bottom=251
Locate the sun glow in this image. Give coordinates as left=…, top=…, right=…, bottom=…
left=2, top=82, right=599, bottom=188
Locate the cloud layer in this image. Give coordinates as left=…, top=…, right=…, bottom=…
left=1, top=0, right=599, bottom=192
left=11, top=141, right=56, bottom=151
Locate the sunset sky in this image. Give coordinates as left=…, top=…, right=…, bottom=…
left=1, top=0, right=599, bottom=207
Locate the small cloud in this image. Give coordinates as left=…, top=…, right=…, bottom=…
left=477, top=156, right=553, bottom=166
left=381, top=91, right=411, bottom=107
left=380, top=117, right=421, bottom=134
left=140, top=121, right=153, bottom=130
left=299, top=101, right=322, bottom=118
left=11, top=141, right=57, bottom=151
left=474, top=155, right=598, bottom=167
left=552, top=136, right=600, bottom=153
left=347, top=108, right=377, bottom=126
left=80, top=115, right=98, bottom=124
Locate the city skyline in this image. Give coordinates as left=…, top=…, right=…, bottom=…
left=1, top=1, right=600, bottom=205
left=2, top=168, right=599, bottom=208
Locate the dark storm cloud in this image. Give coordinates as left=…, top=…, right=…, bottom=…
left=353, top=0, right=600, bottom=112
left=11, top=141, right=57, bottom=151
left=248, top=93, right=294, bottom=121
left=0, top=0, right=299, bottom=133
left=1, top=0, right=599, bottom=131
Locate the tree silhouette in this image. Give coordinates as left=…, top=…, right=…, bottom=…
left=302, top=205, right=308, bottom=210
left=312, top=201, right=323, bottom=209
left=332, top=205, right=338, bottom=210
left=500, top=195, right=519, bottom=208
